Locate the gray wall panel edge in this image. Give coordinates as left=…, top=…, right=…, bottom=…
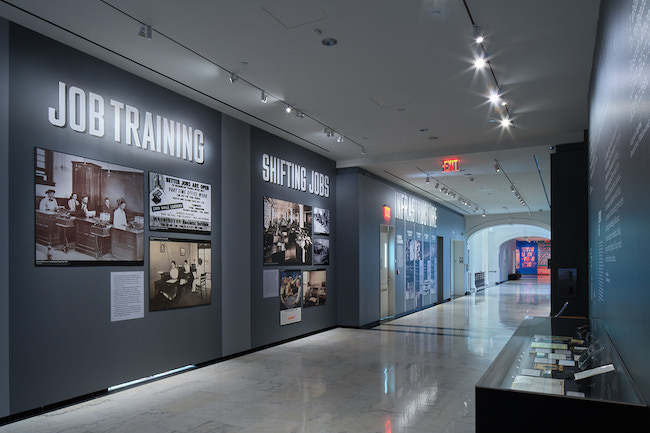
left=0, top=17, right=10, bottom=418
left=221, top=114, right=252, bottom=356
left=335, top=171, right=361, bottom=327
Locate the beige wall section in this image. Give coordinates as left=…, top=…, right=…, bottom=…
left=466, top=211, right=550, bottom=238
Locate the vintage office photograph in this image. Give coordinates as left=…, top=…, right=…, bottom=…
left=263, top=196, right=312, bottom=266
left=35, top=147, right=144, bottom=265
left=302, top=269, right=326, bottom=308
left=313, top=238, right=329, bottom=265
left=149, top=238, right=212, bottom=311
left=313, top=207, right=329, bottom=235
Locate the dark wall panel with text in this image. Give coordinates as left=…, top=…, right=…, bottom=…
left=588, top=0, right=650, bottom=403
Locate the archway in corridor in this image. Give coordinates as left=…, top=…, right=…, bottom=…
left=467, top=224, right=550, bottom=290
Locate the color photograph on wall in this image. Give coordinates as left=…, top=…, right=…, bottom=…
left=35, top=147, right=144, bottom=265
left=149, top=172, right=211, bottom=233
left=313, top=207, right=330, bottom=235
left=303, top=269, right=326, bottom=308
left=313, top=238, right=330, bottom=265
left=149, top=238, right=212, bottom=311
left=280, top=269, right=302, bottom=325
left=263, top=197, right=312, bottom=266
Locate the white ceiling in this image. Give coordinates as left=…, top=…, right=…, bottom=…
left=0, top=0, right=601, bottom=216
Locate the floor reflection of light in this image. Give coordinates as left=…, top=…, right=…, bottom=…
left=384, top=417, right=392, bottom=433
left=384, top=367, right=388, bottom=394
left=394, top=384, right=438, bottom=430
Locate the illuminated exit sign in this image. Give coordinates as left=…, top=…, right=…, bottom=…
left=442, top=159, right=460, bottom=172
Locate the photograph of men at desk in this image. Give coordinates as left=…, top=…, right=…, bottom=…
left=34, top=148, right=144, bottom=264
left=149, top=239, right=211, bottom=311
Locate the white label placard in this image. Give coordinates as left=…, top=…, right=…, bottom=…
left=149, top=172, right=211, bottom=232
left=263, top=269, right=279, bottom=298
left=111, top=271, right=144, bottom=322
left=280, top=307, right=302, bottom=325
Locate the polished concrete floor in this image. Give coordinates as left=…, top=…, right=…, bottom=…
left=1, top=276, right=550, bottom=433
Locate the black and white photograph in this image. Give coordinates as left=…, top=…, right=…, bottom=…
left=149, top=172, right=212, bottom=233
left=303, top=269, right=326, bottom=308
left=35, top=148, right=144, bottom=265
left=313, top=207, right=330, bottom=235
left=263, top=197, right=312, bottom=265
left=313, top=238, right=330, bottom=265
left=149, top=238, right=212, bottom=311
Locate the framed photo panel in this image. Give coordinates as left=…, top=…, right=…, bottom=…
left=35, top=147, right=144, bottom=265
left=149, top=238, right=212, bottom=311
left=263, top=197, right=312, bottom=265
left=149, top=172, right=211, bottom=233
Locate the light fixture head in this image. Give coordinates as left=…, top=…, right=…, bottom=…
left=473, top=56, right=487, bottom=70
left=425, top=176, right=430, bottom=184
left=488, top=89, right=501, bottom=105
left=361, top=146, right=367, bottom=155
left=260, top=90, right=268, bottom=103
left=500, top=117, right=513, bottom=127
left=434, top=182, right=439, bottom=189
left=138, top=24, right=152, bottom=40
left=229, top=73, right=239, bottom=84
left=481, top=211, right=486, bottom=218
left=337, top=135, right=344, bottom=143
left=494, top=163, right=500, bottom=173
left=323, top=128, right=334, bottom=138
left=285, top=105, right=292, bottom=114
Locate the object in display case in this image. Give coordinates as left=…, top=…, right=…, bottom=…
left=511, top=375, right=565, bottom=396
left=574, top=364, right=615, bottom=381
left=577, top=339, right=604, bottom=369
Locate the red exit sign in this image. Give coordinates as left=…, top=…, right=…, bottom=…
left=442, top=159, right=460, bottom=172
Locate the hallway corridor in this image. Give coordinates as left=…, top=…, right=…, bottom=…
left=1, top=277, right=550, bottom=433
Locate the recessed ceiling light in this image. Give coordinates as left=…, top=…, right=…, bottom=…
left=322, top=37, right=338, bottom=46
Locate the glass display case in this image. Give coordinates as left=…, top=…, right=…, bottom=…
left=476, top=316, right=648, bottom=432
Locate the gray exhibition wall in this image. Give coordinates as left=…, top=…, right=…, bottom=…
left=249, top=128, right=337, bottom=348
left=220, top=115, right=252, bottom=357
left=588, top=0, right=650, bottom=404
left=0, top=17, right=10, bottom=418
left=337, top=168, right=465, bottom=327
left=7, top=24, right=222, bottom=414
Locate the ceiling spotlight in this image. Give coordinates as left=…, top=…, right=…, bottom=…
left=500, top=117, right=513, bottom=127
left=473, top=26, right=484, bottom=44
left=473, top=56, right=487, bottom=70
left=337, top=135, right=344, bottom=143
left=324, top=128, right=334, bottom=138
left=260, top=90, right=268, bottom=103
left=229, top=73, right=239, bottom=84
left=511, top=186, right=516, bottom=192
left=361, top=146, right=367, bottom=155
left=285, top=105, right=292, bottom=114
left=434, top=182, right=439, bottom=189
left=293, top=110, right=305, bottom=118
left=488, top=89, right=501, bottom=105
left=494, top=163, right=500, bottom=173
left=138, top=24, right=152, bottom=39
left=425, top=176, right=430, bottom=184
left=481, top=211, right=486, bottom=218
left=501, top=100, right=508, bottom=106
left=475, top=207, right=478, bottom=212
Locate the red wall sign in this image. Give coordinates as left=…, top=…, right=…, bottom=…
left=442, top=159, right=460, bottom=172
left=383, top=205, right=391, bottom=221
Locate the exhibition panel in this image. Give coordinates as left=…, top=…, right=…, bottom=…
left=6, top=22, right=222, bottom=414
